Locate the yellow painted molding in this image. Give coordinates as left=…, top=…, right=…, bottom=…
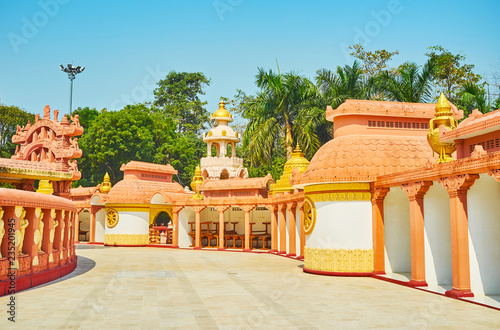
left=106, top=203, right=150, bottom=212
left=304, top=247, right=374, bottom=273
left=32, top=256, right=39, bottom=266
left=104, top=233, right=149, bottom=245
left=307, top=192, right=371, bottom=203
left=304, top=183, right=370, bottom=193
left=49, top=253, right=54, bottom=263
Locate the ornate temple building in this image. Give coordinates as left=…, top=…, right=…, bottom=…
left=0, top=106, right=81, bottom=294
left=1, top=96, right=499, bottom=309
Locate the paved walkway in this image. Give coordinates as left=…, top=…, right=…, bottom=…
left=1, top=245, right=499, bottom=329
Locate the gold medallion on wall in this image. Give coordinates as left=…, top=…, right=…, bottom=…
left=106, top=209, right=119, bottom=228
left=303, top=196, right=316, bottom=235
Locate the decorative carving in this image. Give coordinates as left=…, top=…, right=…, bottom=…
left=240, top=205, right=256, bottom=213
left=106, top=209, right=119, bottom=228
left=215, top=205, right=230, bottom=213
left=488, top=169, right=500, bottom=183
left=371, top=187, right=390, bottom=201
left=470, top=145, right=487, bottom=159
left=190, top=205, right=207, bottom=213
left=303, top=197, right=316, bottom=235
left=307, top=192, right=371, bottom=203
left=439, top=174, right=479, bottom=193
left=172, top=205, right=185, bottom=213
left=18, top=210, right=29, bottom=253
left=304, top=247, right=374, bottom=273
left=401, top=181, right=433, bottom=199
left=32, top=256, right=39, bottom=266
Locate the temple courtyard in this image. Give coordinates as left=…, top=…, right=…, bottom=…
left=1, top=246, right=498, bottom=329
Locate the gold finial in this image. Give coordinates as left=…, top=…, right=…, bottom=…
left=427, top=93, right=457, bottom=163
left=100, top=172, right=112, bottom=194
left=36, top=180, right=54, bottom=195
left=293, top=143, right=302, bottom=153
left=191, top=165, right=204, bottom=199
left=212, top=99, right=232, bottom=120
left=435, top=92, right=452, bottom=116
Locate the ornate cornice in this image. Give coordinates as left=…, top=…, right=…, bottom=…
left=376, top=151, right=500, bottom=187
left=401, top=181, right=433, bottom=199
left=438, top=174, right=479, bottom=194
left=488, top=169, right=500, bottom=183
left=371, top=187, right=390, bottom=202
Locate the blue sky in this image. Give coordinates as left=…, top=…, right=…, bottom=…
left=1, top=0, right=499, bottom=118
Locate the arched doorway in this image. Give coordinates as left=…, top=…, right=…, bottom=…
left=154, top=211, right=172, bottom=226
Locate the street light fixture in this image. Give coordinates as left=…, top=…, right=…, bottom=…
left=60, top=64, right=85, bottom=116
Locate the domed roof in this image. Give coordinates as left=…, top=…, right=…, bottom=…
left=297, top=135, right=434, bottom=184
left=212, top=100, right=233, bottom=121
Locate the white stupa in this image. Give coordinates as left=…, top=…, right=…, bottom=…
left=200, top=100, right=248, bottom=180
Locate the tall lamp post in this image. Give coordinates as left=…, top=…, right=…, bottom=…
left=60, top=64, right=85, bottom=116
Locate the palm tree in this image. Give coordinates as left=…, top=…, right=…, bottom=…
left=316, top=61, right=373, bottom=109
left=377, top=60, right=435, bottom=103
left=242, top=68, right=322, bottom=163
left=459, top=82, right=489, bottom=114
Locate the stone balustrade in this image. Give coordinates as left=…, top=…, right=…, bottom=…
left=0, top=188, right=78, bottom=295
left=200, top=156, right=243, bottom=167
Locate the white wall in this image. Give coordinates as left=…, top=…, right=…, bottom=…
left=95, top=209, right=105, bottom=243
left=384, top=187, right=411, bottom=274
left=105, top=211, right=149, bottom=236
left=306, top=200, right=372, bottom=250
left=423, top=183, right=452, bottom=286
left=468, top=174, right=500, bottom=295
left=178, top=207, right=194, bottom=248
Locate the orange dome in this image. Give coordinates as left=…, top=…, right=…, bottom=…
left=298, top=135, right=434, bottom=184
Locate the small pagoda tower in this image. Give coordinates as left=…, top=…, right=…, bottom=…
left=200, top=100, right=248, bottom=180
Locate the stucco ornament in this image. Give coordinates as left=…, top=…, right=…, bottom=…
left=106, top=209, right=119, bottom=228
left=303, top=197, right=316, bottom=235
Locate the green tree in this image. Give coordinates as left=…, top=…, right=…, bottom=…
left=458, top=82, right=489, bottom=114
left=242, top=68, right=322, bottom=164
left=153, top=71, right=211, bottom=134
left=154, top=131, right=206, bottom=187
left=377, top=60, right=435, bottom=103
left=349, top=44, right=399, bottom=77
left=76, top=104, right=176, bottom=186
left=426, top=45, right=482, bottom=102
left=72, top=107, right=100, bottom=132
left=316, top=61, right=372, bottom=109
left=0, top=104, right=35, bottom=158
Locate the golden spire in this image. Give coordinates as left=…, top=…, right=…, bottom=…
left=269, top=143, right=310, bottom=195
left=435, top=92, right=452, bottom=116
left=191, top=165, right=204, bottom=199
left=100, top=172, right=112, bottom=194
